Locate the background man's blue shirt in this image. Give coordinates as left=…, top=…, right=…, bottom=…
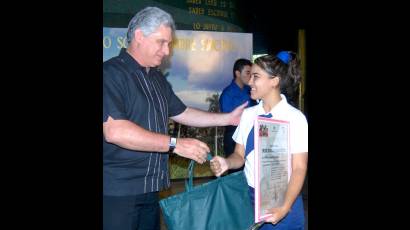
left=219, top=80, right=256, bottom=161
left=219, top=80, right=255, bottom=113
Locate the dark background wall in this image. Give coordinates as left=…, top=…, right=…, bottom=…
left=103, top=0, right=306, bottom=55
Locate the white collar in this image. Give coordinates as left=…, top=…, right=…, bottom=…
left=256, top=94, right=288, bottom=116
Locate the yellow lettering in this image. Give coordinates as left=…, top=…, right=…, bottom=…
left=207, top=9, right=228, bottom=18
left=172, top=38, right=197, bottom=51
left=189, top=7, right=204, bottom=15
left=221, top=39, right=234, bottom=51
left=205, top=0, right=217, bottom=6
left=116, top=36, right=127, bottom=49
left=186, top=0, right=201, bottom=4
left=210, top=39, right=220, bottom=51
left=191, top=40, right=197, bottom=51
left=190, top=39, right=236, bottom=52
left=193, top=22, right=201, bottom=30
left=103, top=36, right=111, bottom=48
left=200, top=39, right=209, bottom=51
left=203, top=23, right=218, bottom=31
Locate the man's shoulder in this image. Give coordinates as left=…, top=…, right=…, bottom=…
left=103, top=56, right=132, bottom=83
left=220, top=82, right=236, bottom=95
left=103, top=55, right=122, bottom=70
left=219, top=87, right=229, bottom=99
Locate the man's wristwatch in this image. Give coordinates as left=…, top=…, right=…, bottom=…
left=168, top=137, right=177, bottom=153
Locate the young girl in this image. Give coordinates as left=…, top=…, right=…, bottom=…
left=210, top=51, right=308, bottom=229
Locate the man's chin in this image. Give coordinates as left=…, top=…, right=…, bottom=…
left=148, top=62, right=161, bottom=68
left=153, top=60, right=162, bottom=67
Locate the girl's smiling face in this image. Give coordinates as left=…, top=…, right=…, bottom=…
left=248, top=64, right=278, bottom=101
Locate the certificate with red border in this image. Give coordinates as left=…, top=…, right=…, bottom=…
left=254, top=117, right=291, bottom=223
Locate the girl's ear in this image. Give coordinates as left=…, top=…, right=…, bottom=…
left=271, top=76, right=280, bottom=88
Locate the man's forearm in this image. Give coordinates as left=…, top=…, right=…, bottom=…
left=171, top=107, right=229, bottom=127
left=103, top=118, right=170, bottom=152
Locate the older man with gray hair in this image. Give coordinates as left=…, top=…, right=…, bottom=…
left=103, top=6, right=247, bottom=230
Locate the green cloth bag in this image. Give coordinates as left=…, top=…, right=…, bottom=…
left=160, top=155, right=254, bottom=230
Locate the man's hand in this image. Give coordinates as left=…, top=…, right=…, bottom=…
left=209, top=156, right=229, bottom=177
left=229, top=101, right=248, bottom=125
left=173, top=138, right=210, bottom=164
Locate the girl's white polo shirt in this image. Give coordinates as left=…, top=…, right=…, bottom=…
left=232, top=94, right=308, bottom=188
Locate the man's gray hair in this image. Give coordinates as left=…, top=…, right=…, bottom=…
left=126, top=6, right=176, bottom=44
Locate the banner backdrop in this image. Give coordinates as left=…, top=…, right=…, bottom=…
left=103, top=28, right=252, bottom=110
left=103, top=28, right=253, bottom=178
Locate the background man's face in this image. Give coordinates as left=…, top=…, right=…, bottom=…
left=239, top=65, right=252, bottom=85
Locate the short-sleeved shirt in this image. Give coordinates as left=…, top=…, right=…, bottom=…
left=219, top=80, right=255, bottom=114
left=219, top=80, right=256, bottom=134
left=232, top=94, right=308, bottom=188
left=103, top=49, right=186, bottom=196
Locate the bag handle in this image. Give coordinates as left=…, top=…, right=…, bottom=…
left=247, top=221, right=264, bottom=230
left=185, top=152, right=213, bottom=192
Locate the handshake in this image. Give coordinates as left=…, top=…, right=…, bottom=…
left=171, top=138, right=231, bottom=177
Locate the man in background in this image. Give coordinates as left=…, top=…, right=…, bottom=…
left=219, top=58, right=256, bottom=174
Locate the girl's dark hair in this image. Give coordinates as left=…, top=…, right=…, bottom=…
left=254, top=52, right=301, bottom=99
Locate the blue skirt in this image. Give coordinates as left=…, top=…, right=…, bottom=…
left=248, top=186, right=305, bottom=230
